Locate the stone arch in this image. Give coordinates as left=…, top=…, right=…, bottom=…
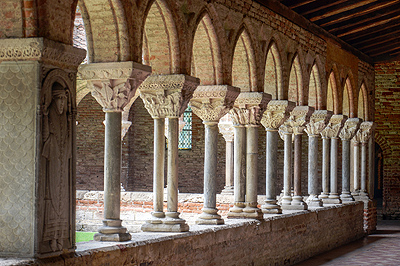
left=327, top=71, right=339, bottom=114
left=232, top=26, right=257, bottom=92
left=77, top=0, right=130, bottom=62
left=308, top=62, right=322, bottom=110
left=342, top=75, right=355, bottom=118
left=288, top=53, right=303, bottom=105
left=190, top=11, right=223, bottom=85
left=358, top=82, right=369, bottom=121
left=264, top=40, right=283, bottom=99
left=142, top=0, right=180, bottom=74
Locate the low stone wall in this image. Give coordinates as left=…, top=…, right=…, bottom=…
left=10, top=201, right=364, bottom=266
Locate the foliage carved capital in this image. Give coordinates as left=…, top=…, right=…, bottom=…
left=320, top=115, right=347, bottom=139
left=305, top=110, right=333, bottom=137
left=279, top=106, right=314, bottom=135
left=229, top=92, right=271, bottom=126
left=261, top=100, right=296, bottom=130
left=352, top=121, right=375, bottom=143
left=339, top=118, right=362, bottom=141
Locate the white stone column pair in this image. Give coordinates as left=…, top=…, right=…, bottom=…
left=260, top=100, right=295, bottom=214
left=79, top=62, right=152, bottom=241
left=319, top=115, right=347, bottom=204
left=139, top=74, right=199, bottom=232
left=339, top=118, right=361, bottom=202
left=190, top=85, right=240, bottom=224
left=228, top=92, right=271, bottom=219
left=278, top=106, right=314, bottom=210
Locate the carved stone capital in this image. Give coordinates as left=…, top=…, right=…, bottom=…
left=79, top=62, right=151, bottom=112
left=339, top=118, right=362, bottom=141
left=190, top=85, right=240, bottom=122
left=279, top=106, right=314, bottom=135
left=353, top=121, right=375, bottom=144
left=0, top=38, right=86, bottom=70
left=261, top=100, right=296, bottom=130
left=320, top=115, right=347, bottom=139
left=229, top=92, right=271, bottom=126
left=218, top=114, right=234, bottom=142
left=305, top=110, right=333, bottom=137
left=139, top=74, right=200, bottom=118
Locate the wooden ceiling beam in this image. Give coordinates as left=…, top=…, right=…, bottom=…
left=281, top=0, right=318, bottom=9
left=337, top=14, right=400, bottom=37
left=351, top=28, right=400, bottom=46
left=327, top=8, right=400, bottom=34
left=343, top=21, right=400, bottom=42
left=296, top=0, right=349, bottom=16
left=367, top=42, right=400, bottom=56
left=318, top=0, right=400, bottom=27
left=309, top=0, right=380, bottom=22
left=357, top=31, right=400, bottom=50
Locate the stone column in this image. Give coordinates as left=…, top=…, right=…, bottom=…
left=190, top=85, right=240, bottom=224
left=339, top=118, right=361, bottom=202
left=218, top=114, right=235, bottom=195
left=260, top=100, right=295, bottom=214
left=80, top=62, right=151, bottom=241
left=305, top=110, right=332, bottom=207
left=139, top=74, right=199, bottom=232
left=354, top=122, right=375, bottom=198
left=228, top=92, right=271, bottom=219
left=351, top=135, right=361, bottom=196
left=0, top=38, right=86, bottom=258
left=320, top=115, right=347, bottom=204
left=279, top=106, right=314, bottom=210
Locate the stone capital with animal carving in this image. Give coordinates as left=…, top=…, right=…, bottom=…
left=320, top=115, right=347, bottom=139
left=339, top=118, right=362, bottom=141
left=305, top=110, right=333, bottom=137
left=279, top=106, right=314, bottom=136
left=261, top=100, right=296, bottom=130
left=352, top=121, right=375, bottom=144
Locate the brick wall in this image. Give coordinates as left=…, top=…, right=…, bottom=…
left=375, top=61, right=400, bottom=219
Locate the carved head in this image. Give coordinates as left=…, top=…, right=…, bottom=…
left=52, top=82, right=67, bottom=115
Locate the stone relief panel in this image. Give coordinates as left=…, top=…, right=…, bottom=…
left=38, top=69, right=76, bottom=256
left=0, top=62, right=38, bottom=256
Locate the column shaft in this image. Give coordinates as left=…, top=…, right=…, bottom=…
left=245, top=126, right=259, bottom=208
left=104, top=111, right=122, bottom=220
left=321, top=137, right=330, bottom=198
left=153, top=118, right=165, bottom=215
left=167, top=117, right=179, bottom=213
left=225, top=140, right=234, bottom=189
left=329, top=138, right=340, bottom=199
left=306, top=135, right=322, bottom=207
left=234, top=126, right=246, bottom=205
left=293, top=134, right=302, bottom=199
left=361, top=143, right=368, bottom=195
left=352, top=142, right=360, bottom=195
left=282, top=133, right=292, bottom=205
left=341, top=139, right=354, bottom=201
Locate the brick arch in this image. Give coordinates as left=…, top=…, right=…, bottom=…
left=190, top=11, right=223, bottom=85
left=342, top=72, right=356, bottom=118
left=76, top=0, right=129, bottom=62
left=288, top=53, right=303, bottom=105
left=327, top=64, right=341, bottom=114
left=308, top=62, right=323, bottom=110
left=264, top=40, right=283, bottom=99
left=358, top=82, right=369, bottom=121
left=232, top=27, right=257, bottom=92
left=142, top=0, right=180, bottom=74
left=375, top=132, right=391, bottom=158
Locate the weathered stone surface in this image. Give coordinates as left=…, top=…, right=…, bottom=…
left=229, top=92, right=271, bottom=126
left=261, top=100, right=296, bottom=130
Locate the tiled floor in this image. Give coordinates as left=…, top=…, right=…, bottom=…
left=295, top=220, right=400, bottom=266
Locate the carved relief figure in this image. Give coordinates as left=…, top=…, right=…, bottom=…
left=41, top=82, right=72, bottom=252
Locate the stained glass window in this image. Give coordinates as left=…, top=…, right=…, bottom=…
left=179, top=107, right=192, bottom=150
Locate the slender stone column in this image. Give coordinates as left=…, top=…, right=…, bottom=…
left=218, top=114, right=235, bottom=195
left=80, top=62, right=151, bottom=241
left=320, top=136, right=330, bottom=199
left=260, top=100, right=295, bottom=214
left=351, top=138, right=361, bottom=196
left=320, top=115, right=347, bottom=204
left=228, top=92, right=271, bottom=219
left=190, top=85, right=239, bottom=225
left=339, top=118, right=361, bottom=202
left=279, top=106, right=314, bottom=210
left=354, top=122, right=375, bottom=198
left=139, top=74, right=199, bottom=232
left=305, top=110, right=332, bottom=207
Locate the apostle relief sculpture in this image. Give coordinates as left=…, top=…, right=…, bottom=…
left=40, top=79, right=74, bottom=256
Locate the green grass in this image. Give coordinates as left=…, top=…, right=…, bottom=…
left=76, top=232, right=96, bottom=243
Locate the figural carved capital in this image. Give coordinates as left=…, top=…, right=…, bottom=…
left=139, top=74, right=200, bottom=118
left=352, top=121, right=375, bottom=144
left=305, top=110, right=333, bottom=137
left=261, top=100, right=296, bottom=130
left=218, top=114, right=234, bottom=142
left=279, top=106, right=314, bottom=136
left=78, top=62, right=151, bottom=112
left=320, top=115, right=347, bottom=139
left=229, top=92, right=271, bottom=126
left=339, top=118, right=361, bottom=141
left=189, top=85, right=240, bottom=122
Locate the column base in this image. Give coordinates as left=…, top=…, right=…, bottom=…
left=351, top=190, right=361, bottom=196
left=142, top=212, right=189, bottom=232
left=340, top=192, right=355, bottom=202
left=221, top=186, right=234, bottom=195
left=242, top=203, right=263, bottom=219
left=281, top=204, right=308, bottom=210
left=306, top=195, right=323, bottom=207
left=95, top=219, right=131, bottom=242
left=196, top=208, right=224, bottom=225
left=318, top=193, right=329, bottom=199
left=280, top=195, right=292, bottom=206
left=227, top=202, right=245, bottom=217
left=322, top=198, right=342, bottom=204
left=261, top=200, right=282, bottom=214
left=354, top=195, right=370, bottom=202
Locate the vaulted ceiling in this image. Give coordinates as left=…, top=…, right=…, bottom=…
left=261, top=0, right=400, bottom=63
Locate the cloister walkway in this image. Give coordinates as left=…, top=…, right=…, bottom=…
left=295, top=220, right=400, bottom=266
